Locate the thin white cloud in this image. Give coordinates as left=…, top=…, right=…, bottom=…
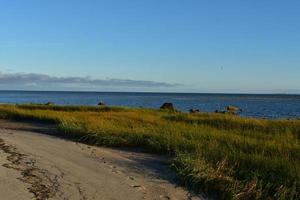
left=0, top=72, right=180, bottom=91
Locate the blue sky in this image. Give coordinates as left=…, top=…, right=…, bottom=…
left=0, top=0, right=300, bottom=93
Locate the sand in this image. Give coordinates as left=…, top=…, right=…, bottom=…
left=0, top=120, right=204, bottom=200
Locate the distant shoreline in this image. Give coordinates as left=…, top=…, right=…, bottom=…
left=0, top=89, right=299, bottom=96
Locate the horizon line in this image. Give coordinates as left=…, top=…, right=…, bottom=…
left=0, top=89, right=299, bottom=96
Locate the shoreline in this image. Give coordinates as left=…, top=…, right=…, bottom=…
left=0, top=103, right=300, bottom=120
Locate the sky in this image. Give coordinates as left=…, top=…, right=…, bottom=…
left=0, top=0, right=300, bottom=93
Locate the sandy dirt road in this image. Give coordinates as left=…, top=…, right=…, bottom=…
left=0, top=120, right=203, bottom=200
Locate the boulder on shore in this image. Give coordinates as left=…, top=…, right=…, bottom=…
left=45, top=102, right=55, bottom=106
left=226, top=105, right=242, bottom=112
left=98, top=101, right=106, bottom=106
left=189, top=108, right=200, bottom=113
left=160, top=103, right=175, bottom=111
left=215, top=110, right=226, bottom=114
left=215, top=109, right=237, bottom=115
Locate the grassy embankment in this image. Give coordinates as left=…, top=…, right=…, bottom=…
left=0, top=104, right=299, bottom=199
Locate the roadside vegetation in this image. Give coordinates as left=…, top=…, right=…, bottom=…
left=0, top=104, right=299, bottom=199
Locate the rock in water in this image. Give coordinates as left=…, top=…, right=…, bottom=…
left=98, top=101, right=106, bottom=106
left=215, top=110, right=226, bottom=114
left=189, top=109, right=200, bottom=113
left=160, top=103, right=175, bottom=111
left=226, top=105, right=242, bottom=112
left=215, top=109, right=238, bottom=115
left=45, top=102, right=55, bottom=106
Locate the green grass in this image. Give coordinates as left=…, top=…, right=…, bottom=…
left=0, top=104, right=299, bottom=199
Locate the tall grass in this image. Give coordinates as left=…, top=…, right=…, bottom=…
left=0, top=104, right=299, bottom=199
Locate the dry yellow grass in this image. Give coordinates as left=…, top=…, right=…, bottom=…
left=0, top=104, right=299, bottom=199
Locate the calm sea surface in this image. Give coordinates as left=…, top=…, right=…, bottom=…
left=0, top=91, right=299, bottom=119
